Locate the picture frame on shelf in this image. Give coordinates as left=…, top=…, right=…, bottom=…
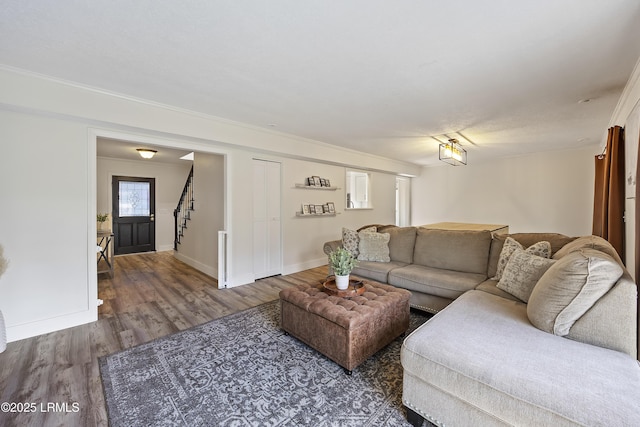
left=313, top=176, right=322, bottom=186
left=320, top=178, right=326, bottom=187
left=307, top=177, right=315, bottom=186
left=309, top=205, right=316, bottom=214
left=315, top=204, right=324, bottom=214
left=327, top=202, right=335, bottom=213
left=302, top=204, right=310, bottom=215
left=325, top=179, right=331, bottom=187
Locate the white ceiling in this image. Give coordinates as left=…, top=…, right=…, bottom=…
left=2, top=1, right=640, bottom=166
left=97, top=138, right=194, bottom=164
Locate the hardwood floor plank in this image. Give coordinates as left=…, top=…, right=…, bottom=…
left=0, top=251, right=320, bottom=427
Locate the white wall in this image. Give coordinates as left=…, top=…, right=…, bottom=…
left=97, top=155, right=193, bottom=251
left=0, top=67, right=415, bottom=341
left=281, top=159, right=397, bottom=274
left=412, top=145, right=598, bottom=236
left=0, top=110, right=96, bottom=340
left=174, top=152, right=224, bottom=276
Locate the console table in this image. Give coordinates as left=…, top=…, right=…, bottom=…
left=422, top=222, right=509, bottom=235
left=97, top=229, right=114, bottom=276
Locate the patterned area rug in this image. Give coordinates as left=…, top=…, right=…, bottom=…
left=100, top=300, right=431, bottom=426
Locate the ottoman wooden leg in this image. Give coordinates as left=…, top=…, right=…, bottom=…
left=406, top=407, right=425, bottom=427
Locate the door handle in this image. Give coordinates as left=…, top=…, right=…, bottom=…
left=150, top=213, right=155, bottom=222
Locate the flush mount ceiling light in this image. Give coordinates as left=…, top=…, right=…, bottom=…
left=136, top=148, right=157, bottom=159
left=439, top=138, right=467, bottom=166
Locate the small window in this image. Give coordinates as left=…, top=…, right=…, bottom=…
left=346, top=170, right=372, bottom=209
left=119, top=181, right=150, bottom=216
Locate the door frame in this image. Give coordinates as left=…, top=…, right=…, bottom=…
left=88, top=128, right=232, bottom=317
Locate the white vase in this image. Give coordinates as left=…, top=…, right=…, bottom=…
left=335, top=274, right=350, bottom=290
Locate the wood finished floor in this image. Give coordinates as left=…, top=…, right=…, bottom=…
left=0, top=251, right=327, bottom=427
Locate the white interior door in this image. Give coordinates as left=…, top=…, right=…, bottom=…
left=396, top=176, right=411, bottom=226
left=252, top=159, right=282, bottom=279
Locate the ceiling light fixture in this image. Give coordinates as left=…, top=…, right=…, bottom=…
left=439, top=139, right=467, bottom=166
left=137, top=148, right=157, bottom=159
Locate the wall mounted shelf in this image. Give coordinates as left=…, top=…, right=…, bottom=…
left=294, top=184, right=339, bottom=191
left=295, top=212, right=339, bottom=217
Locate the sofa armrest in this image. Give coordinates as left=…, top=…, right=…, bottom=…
left=323, top=239, right=343, bottom=255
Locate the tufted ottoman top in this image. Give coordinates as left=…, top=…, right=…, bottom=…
left=279, top=280, right=411, bottom=330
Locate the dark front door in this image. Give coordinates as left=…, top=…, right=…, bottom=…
left=112, top=176, right=156, bottom=255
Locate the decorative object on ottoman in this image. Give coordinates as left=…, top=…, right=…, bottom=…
left=279, top=279, right=411, bottom=374
left=322, top=277, right=366, bottom=297
left=328, top=247, right=359, bottom=290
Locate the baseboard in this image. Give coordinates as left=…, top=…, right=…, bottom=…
left=173, top=252, right=217, bottom=279
left=283, top=258, right=328, bottom=276
left=6, top=309, right=97, bottom=343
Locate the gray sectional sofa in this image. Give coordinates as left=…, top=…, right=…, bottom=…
left=323, top=225, right=640, bottom=426
left=323, top=225, right=573, bottom=313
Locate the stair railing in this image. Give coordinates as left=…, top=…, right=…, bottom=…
left=174, top=165, right=195, bottom=250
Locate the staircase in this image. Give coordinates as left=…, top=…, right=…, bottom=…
left=174, top=166, right=195, bottom=250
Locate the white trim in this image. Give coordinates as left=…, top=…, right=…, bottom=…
left=87, top=129, right=99, bottom=320
left=6, top=310, right=97, bottom=342
left=174, top=251, right=218, bottom=279
left=0, top=65, right=419, bottom=176
left=89, top=127, right=233, bottom=295
left=610, top=56, right=640, bottom=126
left=283, top=258, right=328, bottom=276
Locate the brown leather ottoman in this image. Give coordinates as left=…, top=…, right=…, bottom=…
left=279, top=279, right=411, bottom=374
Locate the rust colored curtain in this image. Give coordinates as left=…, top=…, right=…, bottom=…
left=592, top=125, right=625, bottom=261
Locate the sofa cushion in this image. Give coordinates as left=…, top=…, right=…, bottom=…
left=386, top=226, right=417, bottom=264
left=351, top=260, right=408, bottom=284
left=475, top=279, right=520, bottom=302
left=413, top=229, right=492, bottom=275
left=552, top=234, right=623, bottom=265
left=497, top=248, right=555, bottom=302
left=357, top=231, right=390, bottom=262
left=401, top=290, right=640, bottom=427
left=493, top=237, right=551, bottom=281
left=389, top=264, right=487, bottom=300
left=527, top=249, right=623, bottom=336
left=342, top=226, right=376, bottom=257
left=487, top=233, right=575, bottom=278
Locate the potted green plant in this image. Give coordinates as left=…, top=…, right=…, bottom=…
left=329, top=247, right=359, bottom=290
left=97, top=213, right=109, bottom=230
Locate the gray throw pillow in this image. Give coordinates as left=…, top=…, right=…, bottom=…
left=497, top=248, right=555, bottom=302
left=527, top=248, right=623, bottom=336
left=493, top=237, right=551, bottom=281
left=357, top=231, right=391, bottom=262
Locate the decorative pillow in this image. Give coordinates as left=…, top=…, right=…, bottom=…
left=357, top=231, right=391, bottom=262
left=497, top=249, right=555, bottom=302
left=493, top=237, right=551, bottom=281
left=527, top=248, right=623, bottom=336
left=342, top=226, right=376, bottom=257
